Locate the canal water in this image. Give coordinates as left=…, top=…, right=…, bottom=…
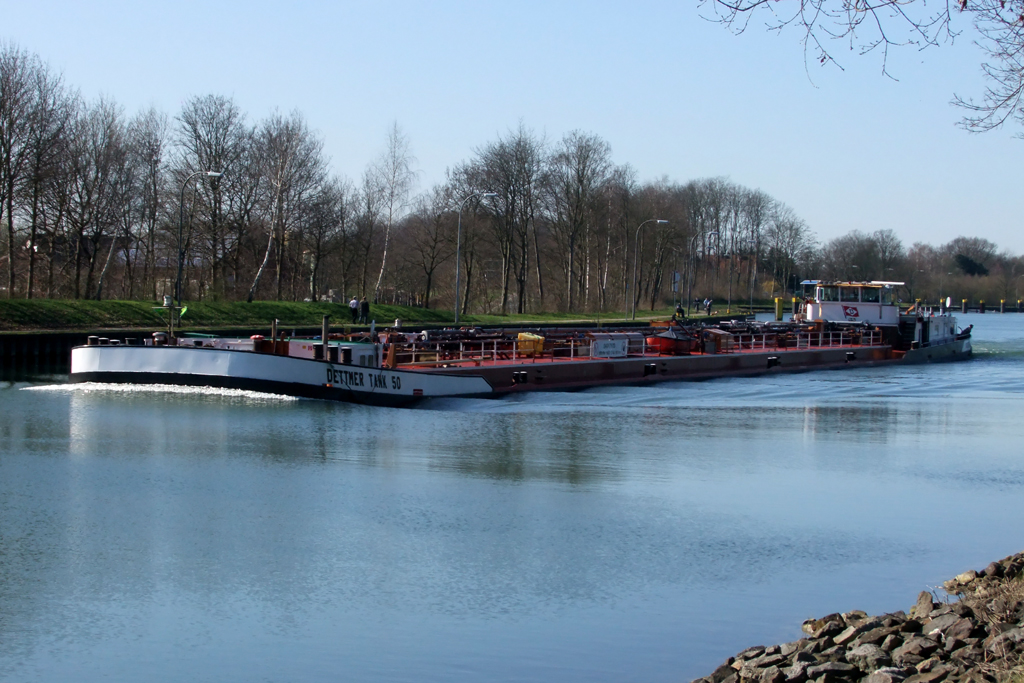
left=1, top=313, right=1021, bottom=683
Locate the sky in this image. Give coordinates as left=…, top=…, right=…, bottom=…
left=5, top=0, right=1022, bottom=252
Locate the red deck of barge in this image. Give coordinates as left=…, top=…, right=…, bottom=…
left=386, top=328, right=894, bottom=392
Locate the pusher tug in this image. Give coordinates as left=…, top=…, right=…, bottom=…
left=70, top=281, right=971, bottom=407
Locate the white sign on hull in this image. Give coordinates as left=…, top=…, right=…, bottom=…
left=590, top=339, right=628, bottom=358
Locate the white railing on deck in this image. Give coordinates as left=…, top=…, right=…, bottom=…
left=392, top=328, right=883, bottom=366
left=792, top=330, right=883, bottom=348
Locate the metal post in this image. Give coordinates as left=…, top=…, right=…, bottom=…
left=322, top=315, right=330, bottom=360
left=631, top=219, right=668, bottom=321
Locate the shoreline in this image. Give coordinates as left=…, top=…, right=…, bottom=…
left=693, top=552, right=1024, bottom=683
left=0, top=299, right=769, bottom=334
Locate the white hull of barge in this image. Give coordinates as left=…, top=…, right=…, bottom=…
left=70, top=346, right=494, bottom=406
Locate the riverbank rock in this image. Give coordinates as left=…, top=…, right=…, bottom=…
left=691, top=552, right=1024, bottom=683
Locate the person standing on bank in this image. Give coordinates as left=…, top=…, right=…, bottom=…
left=359, top=296, right=369, bottom=324
left=349, top=296, right=359, bottom=323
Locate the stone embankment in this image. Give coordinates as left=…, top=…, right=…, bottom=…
left=693, top=552, right=1024, bottom=683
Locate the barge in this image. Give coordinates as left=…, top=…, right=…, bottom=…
left=69, top=281, right=971, bottom=407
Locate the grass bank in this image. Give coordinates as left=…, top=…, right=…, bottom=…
left=0, top=299, right=765, bottom=333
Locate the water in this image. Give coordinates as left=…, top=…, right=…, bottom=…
left=1, top=312, right=1022, bottom=683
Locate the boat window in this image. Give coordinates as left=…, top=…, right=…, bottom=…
left=880, top=288, right=896, bottom=305
left=839, top=287, right=860, bottom=302
left=860, top=288, right=880, bottom=303
left=818, top=286, right=839, bottom=301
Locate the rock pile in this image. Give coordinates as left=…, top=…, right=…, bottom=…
left=692, top=552, right=1024, bottom=683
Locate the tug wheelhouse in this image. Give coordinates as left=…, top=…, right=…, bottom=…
left=798, top=279, right=971, bottom=360
left=802, top=280, right=902, bottom=326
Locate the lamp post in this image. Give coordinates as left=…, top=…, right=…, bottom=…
left=454, top=191, right=497, bottom=324
left=686, top=231, right=719, bottom=315
left=746, top=238, right=758, bottom=314
left=631, top=219, right=669, bottom=321
left=176, top=170, right=222, bottom=306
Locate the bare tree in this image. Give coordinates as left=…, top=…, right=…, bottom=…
left=126, top=107, right=168, bottom=299
left=225, top=132, right=265, bottom=298
left=547, top=130, right=612, bottom=312
left=743, top=189, right=771, bottom=305
left=605, top=165, right=638, bottom=310
left=370, top=122, right=415, bottom=302
left=94, top=128, right=135, bottom=301
left=247, top=110, right=326, bottom=302
left=176, top=94, right=247, bottom=299
left=22, top=60, right=75, bottom=298
left=445, top=165, right=491, bottom=315
left=404, top=185, right=456, bottom=309
left=820, top=230, right=880, bottom=281
left=62, top=98, right=129, bottom=299
left=704, top=1, right=1024, bottom=133
left=874, top=228, right=905, bottom=278
left=466, top=123, right=545, bottom=314
left=0, top=42, right=39, bottom=297
left=704, top=1, right=955, bottom=74
left=353, top=171, right=383, bottom=298
left=955, top=2, right=1024, bottom=132
left=764, top=202, right=814, bottom=296
left=945, top=235, right=999, bottom=276
left=305, top=176, right=353, bottom=301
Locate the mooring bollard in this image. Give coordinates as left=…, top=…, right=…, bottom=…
left=321, top=315, right=330, bottom=361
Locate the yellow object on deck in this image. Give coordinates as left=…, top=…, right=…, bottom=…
left=774, top=297, right=784, bottom=321
left=517, top=332, right=545, bottom=356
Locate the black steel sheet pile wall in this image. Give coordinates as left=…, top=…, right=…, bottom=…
left=0, top=333, right=88, bottom=379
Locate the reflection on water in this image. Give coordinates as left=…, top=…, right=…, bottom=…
left=1, top=313, right=1023, bottom=683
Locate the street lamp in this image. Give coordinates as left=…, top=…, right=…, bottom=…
left=176, top=170, right=222, bottom=306
left=631, top=219, right=669, bottom=320
left=454, top=191, right=497, bottom=324
left=686, top=231, right=719, bottom=315
left=745, top=238, right=758, bottom=314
